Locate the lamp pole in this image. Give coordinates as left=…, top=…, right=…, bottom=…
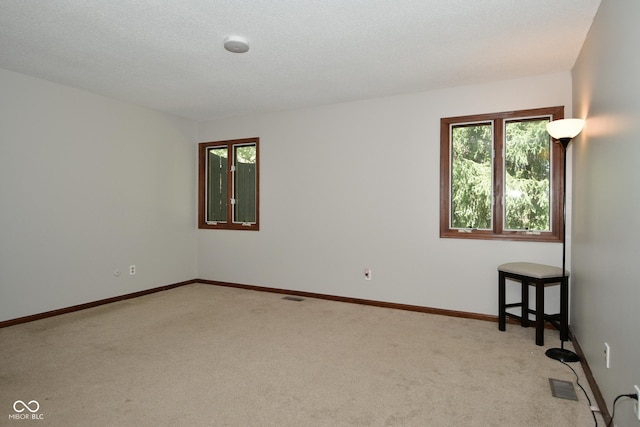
left=561, top=137, right=570, bottom=285
left=543, top=118, right=584, bottom=362
left=545, top=137, right=580, bottom=363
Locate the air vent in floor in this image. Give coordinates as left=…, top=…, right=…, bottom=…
left=549, top=378, right=578, bottom=401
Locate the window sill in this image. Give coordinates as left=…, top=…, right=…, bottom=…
left=439, top=230, right=561, bottom=243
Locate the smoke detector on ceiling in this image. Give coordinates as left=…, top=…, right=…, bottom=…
left=224, top=35, right=250, bottom=53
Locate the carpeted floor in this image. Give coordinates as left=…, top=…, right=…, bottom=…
left=0, top=283, right=602, bottom=426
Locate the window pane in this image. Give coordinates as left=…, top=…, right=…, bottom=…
left=504, top=119, right=551, bottom=231
left=450, top=123, right=493, bottom=229
left=207, top=147, right=228, bottom=223
left=233, top=144, right=257, bottom=224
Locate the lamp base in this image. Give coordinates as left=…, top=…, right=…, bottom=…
left=545, top=347, right=580, bottom=363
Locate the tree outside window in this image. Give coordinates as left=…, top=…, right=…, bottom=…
left=440, top=107, right=564, bottom=242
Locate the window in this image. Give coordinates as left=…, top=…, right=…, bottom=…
left=199, top=137, right=259, bottom=230
left=440, top=107, right=564, bottom=241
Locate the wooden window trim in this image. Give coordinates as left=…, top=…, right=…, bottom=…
left=198, top=137, right=260, bottom=231
left=440, top=107, right=564, bottom=242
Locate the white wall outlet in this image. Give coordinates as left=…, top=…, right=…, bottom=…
left=364, top=267, right=371, bottom=280
left=129, top=265, right=136, bottom=275
left=604, top=343, right=610, bottom=368
left=634, top=385, right=640, bottom=420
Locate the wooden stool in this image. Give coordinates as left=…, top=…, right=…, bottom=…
left=498, top=262, right=569, bottom=346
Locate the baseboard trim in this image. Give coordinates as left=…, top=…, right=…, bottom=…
left=198, top=279, right=499, bottom=323
left=570, top=327, right=610, bottom=424
left=1, top=278, right=559, bottom=331
left=0, top=279, right=197, bottom=328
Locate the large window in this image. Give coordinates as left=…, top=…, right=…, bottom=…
left=199, top=138, right=259, bottom=230
left=440, top=107, right=564, bottom=241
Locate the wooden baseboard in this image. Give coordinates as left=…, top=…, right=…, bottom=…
left=0, top=279, right=197, bottom=328
left=1, top=278, right=558, bottom=331
left=570, top=328, right=610, bottom=424
left=198, top=279, right=500, bottom=323
left=200, top=280, right=560, bottom=328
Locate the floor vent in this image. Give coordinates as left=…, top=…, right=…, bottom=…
left=549, top=378, right=578, bottom=401
left=282, top=296, right=304, bottom=302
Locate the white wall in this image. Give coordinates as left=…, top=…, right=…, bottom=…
left=197, top=72, right=572, bottom=316
left=0, top=69, right=198, bottom=322
left=0, top=66, right=576, bottom=325
left=572, top=0, right=640, bottom=424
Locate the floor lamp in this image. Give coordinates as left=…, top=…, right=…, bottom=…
left=544, top=118, right=585, bottom=363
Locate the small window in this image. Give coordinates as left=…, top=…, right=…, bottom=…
left=440, top=107, right=564, bottom=241
left=199, top=138, right=259, bottom=230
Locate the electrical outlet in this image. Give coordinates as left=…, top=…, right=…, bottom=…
left=634, top=385, right=640, bottom=420
left=604, top=343, right=610, bottom=369
left=129, top=265, right=136, bottom=275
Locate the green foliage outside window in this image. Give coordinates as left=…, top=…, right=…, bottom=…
left=451, top=124, right=492, bottom=229
left=504, top=120, right=550, bottom=231
left=451, top=119, right=551, bottom=231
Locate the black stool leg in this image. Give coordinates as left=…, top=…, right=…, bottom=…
left=521, top=279, right=529, bottom=327
left=535, top=280, right=544, bottom=346
left=498, top=271, right=506, bottom=331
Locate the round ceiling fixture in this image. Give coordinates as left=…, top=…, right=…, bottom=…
left=224, top=35, right=250, bottom=53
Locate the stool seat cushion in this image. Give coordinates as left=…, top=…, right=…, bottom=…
left=498, top=262, right=569, bottom=279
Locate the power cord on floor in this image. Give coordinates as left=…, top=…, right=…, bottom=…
left=561, top=361, right=598, bottom=427
left=605, top=393, right=639, bottom=427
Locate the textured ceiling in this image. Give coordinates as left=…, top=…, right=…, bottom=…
left=0, top=1, right=601, bottom=121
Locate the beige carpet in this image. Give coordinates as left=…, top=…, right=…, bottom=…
left=0, top=283, right=601, bottom=426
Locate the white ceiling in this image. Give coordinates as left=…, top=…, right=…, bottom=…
left=0, top=1, right=601, bottom=121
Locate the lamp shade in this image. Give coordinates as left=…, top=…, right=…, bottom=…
left=546, top=118, right=585, bottom=140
